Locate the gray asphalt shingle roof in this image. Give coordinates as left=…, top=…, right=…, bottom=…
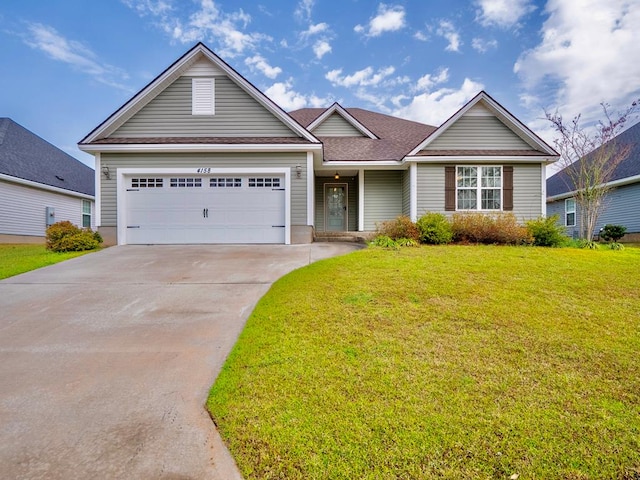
left=289, top=107, right=436, bottom=161
left=0, top=118, right=94, bottom=196
left=547, top=121, right=640, bottom=197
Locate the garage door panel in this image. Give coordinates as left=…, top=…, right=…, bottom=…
left=125, top=175, right=286, bottom=244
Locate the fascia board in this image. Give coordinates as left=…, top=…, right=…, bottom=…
left=79, top=143, right=323, bottom=154
left=404, top=155, right=558, bottom=164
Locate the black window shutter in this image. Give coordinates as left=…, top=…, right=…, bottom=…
left=445, top=166, right=456, bottom=211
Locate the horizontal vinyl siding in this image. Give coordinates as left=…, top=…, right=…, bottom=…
left=597, top=183, right=640, bottom=233
left=547, top=199, right=579, bottom=238
left=363, top=171, right=403, bottom=230
left=423, top=116, right=533, bottom=150
left=100, top=152, right=308, bottom=227
left=313, top=113, right=364, bottom=136
left=416, top=163, right=543, bottom=219
left=402, top=169, right=410, bottom=216
left=0, top=179, right=93, bottom=236
left=111, top=76, right=296, bottom=137
left=314, top=176, right=358, bottom=231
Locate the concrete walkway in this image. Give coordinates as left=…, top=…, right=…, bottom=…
left=0, top=243, right=361, bottom=479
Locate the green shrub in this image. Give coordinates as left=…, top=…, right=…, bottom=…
left=525, top=215, right=569, bottom=247
left=600, top=224, right=627, bottom=242
left=609, top=242, right=625, bottom=250
left=451, top=213, right=531, bottom=245
left=416, top=212, right=453, bottom=244
left=375, top=215, right=420, bottom=242
left=46, top=221, right=102, bottom=252
left=369, top=235, right=399, bottom=249
left=396, top=237, right=419, bottom=247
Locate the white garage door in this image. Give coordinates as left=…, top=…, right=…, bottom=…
left=125, top=175, right=285, bottom=244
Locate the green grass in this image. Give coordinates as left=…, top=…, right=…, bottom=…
left=208, top=246, right=640, bottom=479
left=0, top=244, right=93, bottom=280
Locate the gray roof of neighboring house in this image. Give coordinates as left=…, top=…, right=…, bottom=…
left=547, top=120, right=640, bottom=198
left=289, top=107, right=437, bottom=161
left=0, top=118, right=94, bottom=196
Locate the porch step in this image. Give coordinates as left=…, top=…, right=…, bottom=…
left=313, top=231, right=374, bottom=244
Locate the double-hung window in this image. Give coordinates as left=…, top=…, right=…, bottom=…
left=456, top=166, right=502, bottom=211
left=565, top=198, right=576, bottom=226
left=82, top=200, right=91, bottom=228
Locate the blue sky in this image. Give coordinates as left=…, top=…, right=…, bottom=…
left=1, top=0, right=639, bottom=169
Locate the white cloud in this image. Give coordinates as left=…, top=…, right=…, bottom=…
left=313, top=40, right=332, bottom=59
left=265, top=80, right=329, bottom=110
left=326, top=66, right=396, bottom=88
left=392, top=78, right=484, bottom=125
left=415, top=68, right=449, bottom=92
left=437, top=20, right=462, bottom=52
left=354, top=4, right=406, bottom=37
left=475, top=0, right=536, bottom=28
left=295, top=0, right=315, bottom=21
left=123, top=0, right=270, bottom=57
left=301, top=22, right=329, bottom=38
left=471, top=37, right=498, bottom=53
left=244, top=55, right=282, bottom=79
left=515, top=0, right=640, bottom=120
left=414, top=31, right=428, bottom=42
left=23, top=23, right=131, bottom=91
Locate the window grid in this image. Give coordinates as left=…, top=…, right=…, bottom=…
left=170, top=178, right=202, bottom=188
left=210, top=178, right=242, bottom=188
left=82, top=200, right=91, bottom=228
left=565, top=198, right=576, bottom=227
left=248, top=177, right=281, bottom=188
left=131, top=178, right=163, bottom=188
left=456, top=166, right=502, bottom=211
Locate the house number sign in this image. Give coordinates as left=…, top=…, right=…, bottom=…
left=196, top=168, right=212, bottom=173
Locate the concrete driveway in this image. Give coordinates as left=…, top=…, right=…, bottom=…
left=0, top=243, right=361, bottom=479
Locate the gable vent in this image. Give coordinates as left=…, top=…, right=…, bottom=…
left=192, top=78, right=215, bottom=115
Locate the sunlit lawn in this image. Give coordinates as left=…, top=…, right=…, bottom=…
left=0, top=244, right=92, bottom=280
left=208, top=245, right=640, bottom=479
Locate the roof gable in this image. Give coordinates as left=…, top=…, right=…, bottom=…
left=80, top=43, right=318, bottom=144
left=0, top=118, right=94, bottom=196
left=307, top=103, right=377, bottom=138
left=409, top=91, right=558, bottom=157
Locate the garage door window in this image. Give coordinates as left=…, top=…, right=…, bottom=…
left=131, top=178, right=163, bottom=188
left=210, top=178, right=242, bottom=187
left=170, top=178, right=202, bottom=188
left=249, top=177, right=281, bottom=188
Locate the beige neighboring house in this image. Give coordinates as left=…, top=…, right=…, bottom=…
left=0, top=118, right=95, bottom=243
left=79, top=42, right=558, bottom=246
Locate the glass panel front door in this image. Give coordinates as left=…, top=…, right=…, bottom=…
left=325, top=184, right=347, bottom=231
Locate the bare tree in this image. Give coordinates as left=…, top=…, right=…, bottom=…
left=546, top=100, right=638, bottom=241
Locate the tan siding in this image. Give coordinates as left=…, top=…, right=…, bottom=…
left=100, top=152, right=308, bottom=227
left=363, top=171, right=403, bottom=230
left=313, top=113, right=364, bottom=136
left=423, top=116, right=533, bottom=150
left=111, top=76, right=296, bottom=137
left=416, top=163, right=543, bottom=219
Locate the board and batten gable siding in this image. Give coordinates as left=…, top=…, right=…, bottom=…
left=0, top=179, right=93, bottom=236
left=416, top=163, right=543, bottom=220
left=312, top=113, right=365, bottom=137
left=421, top=115, right=533, bottom=151
left=99, top=152, right=308, bottom=227
left=363, top=170, right=403, bottom=231
left=111, top=76, right=297, bottom=138
left=314, top=176, right=358, bottom=231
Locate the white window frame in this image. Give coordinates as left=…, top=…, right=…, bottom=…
left=82, top=199, right=92, bottom=228
left=565, top=198, right=576, bottom=227
left=456, top=166, right=503, bottom=211
left=192, top=78, right=215, bottom=115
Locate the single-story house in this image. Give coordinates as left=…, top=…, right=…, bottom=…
left=0, top=118, right=95, bottom=243
left=79, top=42, right=558, bottom=246
left=547, top=120, right=640, bottom=241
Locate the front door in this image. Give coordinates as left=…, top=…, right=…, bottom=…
left=325, top=184, right=347, bottom=231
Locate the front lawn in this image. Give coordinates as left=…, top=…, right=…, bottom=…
left=0, top=244, right=92, bottom=280
left=208, top=246, right=640, bottom=479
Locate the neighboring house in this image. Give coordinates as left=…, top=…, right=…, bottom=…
left=547, top=121, right=640, bottom=241
left=79, top=42, right=558, bottom=246
left=0, top=118, right=95, bottom=243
